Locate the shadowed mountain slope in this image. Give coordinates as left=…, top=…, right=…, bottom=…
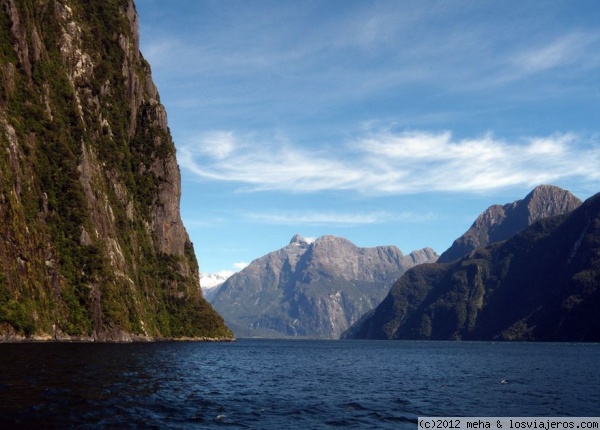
left=346, top=190, right=600, bottom=341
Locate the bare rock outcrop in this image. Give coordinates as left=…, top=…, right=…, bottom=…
left=438, top=185, right=581, bottom=263
left=211, top=234, right=438, bottom=339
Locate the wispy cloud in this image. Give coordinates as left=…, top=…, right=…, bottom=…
left=140, top=3, right=600, bottom=123
left=500, top=32, right=600, bottom=84
left=179, top=129, right=600, bottom=195
left=242, top=211, right=392, bottom=226
left=514, top=33, right=598, bottom=73
left=233, top=262, right=249, bottom=270
left=242, top=210, right=433, bottom=227
left=179, top=132, right=362, bottom=192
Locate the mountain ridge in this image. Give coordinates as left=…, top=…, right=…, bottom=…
left=438, top=185, right=581, bottom=263
left=345, top=188, right=600, bottom=341
left=211, top=234, right=438, bottom=338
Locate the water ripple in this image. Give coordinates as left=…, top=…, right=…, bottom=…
left=0, top=340, right=598, bottom=429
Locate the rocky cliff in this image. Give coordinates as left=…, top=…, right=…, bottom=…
left=437, top=185, right=581, bottom=263
left=0, top=0, right=231, bottom=340
left=210, top=234, right=438, bottom=338
left=346, top=188, right=600, bottom=342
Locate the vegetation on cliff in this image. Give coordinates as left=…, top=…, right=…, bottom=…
left=347, top=191, right=600, bottom=341
left=0, top=0, right=231, bottom=340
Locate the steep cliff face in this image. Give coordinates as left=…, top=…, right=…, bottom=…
left=0, top=0, right=231, bottom=340
left=347, top=189, right=600, bottom=342
left=438, top=185, right=581, bottom=263
left=210, top=234, right=438, bottom=339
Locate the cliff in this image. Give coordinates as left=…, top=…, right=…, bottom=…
left=438, top=185, right=581, bottom=263
left=210, top=234, right=438, bottom=338
left=346, top=189, right=600, bottom=342
left=0, top=0, right=231, bottom=340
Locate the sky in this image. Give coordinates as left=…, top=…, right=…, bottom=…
left=134, top=0, right=600, bottom=275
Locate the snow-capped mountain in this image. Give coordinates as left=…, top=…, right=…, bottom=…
left=200, top=271, right=234, bottom=302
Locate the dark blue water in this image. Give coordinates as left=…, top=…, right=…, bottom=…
left=0, top=340, right=598, bottom=429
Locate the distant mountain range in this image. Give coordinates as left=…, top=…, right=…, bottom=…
left=345, top=185, right=600, bottom=341
left=200, top=272, right=233, bottom=302
left=210, top=235, right=438, bottom=338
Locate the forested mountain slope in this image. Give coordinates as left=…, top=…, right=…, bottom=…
left=346, top=191, right=600, bottom=341
left=0, top=0, right=231, bottom=340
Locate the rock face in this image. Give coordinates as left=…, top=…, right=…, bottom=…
left=437, top=185, right=581, bottom=263
left=210, top=235, right=438, bottom=339
left=0, top=0, right=231, bottom=340
left=346, top=189, right=600, bottom=342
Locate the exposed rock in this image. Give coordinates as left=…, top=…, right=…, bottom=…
left=438, top=185, right=581, bottom=263
left=211, top=235, right=438, bottom=339
left=346, top=188, right=600, bottom=342
left=0, top=1, right=231, bottom=341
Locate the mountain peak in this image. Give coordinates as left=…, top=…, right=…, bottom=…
left=522, top=185, right=581, bottom=224
left=289, top=234, right=308, bottom=245
left=437, top=185, right=582, bottom=263
left=211, top=234, right=438, bottom=338
left=347, top=190, right=600, bottom=342
left=526, top=184, right=567, bottom=198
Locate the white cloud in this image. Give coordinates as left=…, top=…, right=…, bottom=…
left=511, top=33, right=597, bottom=75
left=179, top=132, right=363, bottom=192
left=241, top=210, right=434, bottom=227
left=233, top=262, right=249, bottom=270
left=216, top=270, right=235, bottom=278
left=140, top=2, right=600, bottom=118
left=192, top=131, right=237, bottom=160
left=487, top=32, right=600, bottom=89
left=179, top=128, right=600, bottom=195
left=243, top=211, right=394, bottom=226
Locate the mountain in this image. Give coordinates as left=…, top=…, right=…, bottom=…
left=210, top=234, right=438, bottom=338
left=200, top=271, right=233, bottom=302
left=437, top=185, right=581, bottom=263
left=0, top=1, right=231, bottom=341
left=345, top=190, right=600, bottom=342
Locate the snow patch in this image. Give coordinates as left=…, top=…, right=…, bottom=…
left=200, top=271, right=234, bottom=289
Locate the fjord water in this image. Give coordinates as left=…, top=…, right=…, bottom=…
left=1, top=340, right=598, bottom=429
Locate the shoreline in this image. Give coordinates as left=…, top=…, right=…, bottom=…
left=0, top=338, right=236, bottom=343
left=0, top=332, right=236, bottom=344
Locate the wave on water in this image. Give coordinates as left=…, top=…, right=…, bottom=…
left=0, top=340, right=599, bottom=429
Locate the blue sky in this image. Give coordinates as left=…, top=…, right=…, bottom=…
left=135, top=0, right=600, bottom=275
